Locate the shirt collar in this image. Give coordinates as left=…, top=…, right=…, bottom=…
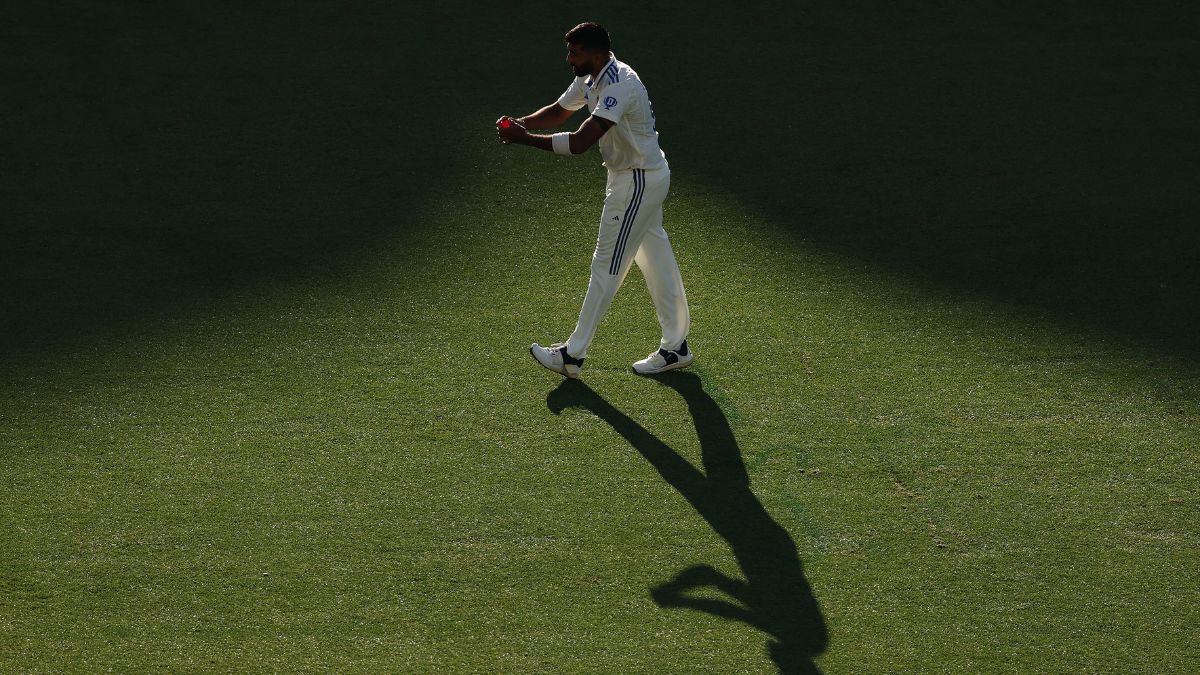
left=584, top=53, right=617, bottom=89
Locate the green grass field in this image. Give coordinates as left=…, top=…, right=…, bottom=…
left=2, top=3, right=1198, bottom=672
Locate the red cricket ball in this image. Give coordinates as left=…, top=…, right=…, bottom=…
left=500, top=118, right=512, bottom=129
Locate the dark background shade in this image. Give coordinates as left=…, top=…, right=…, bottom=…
left=2, top=2, right=1197, bottom=361
left=619, top=3, right=1199, bottom=352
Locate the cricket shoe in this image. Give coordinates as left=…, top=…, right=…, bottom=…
left=633, top=340, right=694, bottom=375
left=529, top=342, right=585, bottom=379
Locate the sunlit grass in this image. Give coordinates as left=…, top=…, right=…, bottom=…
left=3, top=124, right=1197, bottom=670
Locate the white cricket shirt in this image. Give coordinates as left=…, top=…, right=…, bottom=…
left=556, top=54, right=669, bottom=172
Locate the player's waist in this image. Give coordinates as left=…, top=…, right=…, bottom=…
left=606, top=164, right=669, bottom=175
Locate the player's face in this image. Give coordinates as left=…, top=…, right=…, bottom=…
left=566, top=43, right=598, bottom=77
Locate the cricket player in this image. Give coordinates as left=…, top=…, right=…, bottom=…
left=496, top=22, right=692, bottom=379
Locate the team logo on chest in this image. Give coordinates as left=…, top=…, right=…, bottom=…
left=602, top=96, right=617, bottom=110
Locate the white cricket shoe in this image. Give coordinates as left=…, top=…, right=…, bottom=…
left=633, top=340, right=695, bottom=375
left=529, top=342, right=585, bottom=379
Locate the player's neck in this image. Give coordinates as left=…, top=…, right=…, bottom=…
left=590, top=53, right=612, bottom=79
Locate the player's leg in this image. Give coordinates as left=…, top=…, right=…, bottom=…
left=564, top=170, right=641, bottom=359
left=621, top=170, right=692, bottom=374
left=606, top=168, right=669, bottom=280
left=633, top=205, right=690, bottom=352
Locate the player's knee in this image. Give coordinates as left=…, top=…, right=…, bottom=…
left=590, top=254, right=615, bottom=275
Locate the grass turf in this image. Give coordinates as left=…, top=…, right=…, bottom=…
left=2, top=2, right=1198, bottom=672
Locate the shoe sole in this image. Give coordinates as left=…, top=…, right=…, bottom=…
left=633, top=357, right=695, bottom=375
left=529, top=346, right=581, bottom=379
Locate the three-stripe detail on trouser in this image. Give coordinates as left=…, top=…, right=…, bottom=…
left=609, top=168, right=645, bottom=275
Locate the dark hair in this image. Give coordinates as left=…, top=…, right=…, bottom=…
left=564, top=22, right=611, bottom=54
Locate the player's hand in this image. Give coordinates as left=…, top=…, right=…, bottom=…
left=495, top=115, right=527, bottom=144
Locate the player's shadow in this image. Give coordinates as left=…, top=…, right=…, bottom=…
left=546, top=373, right=828, bottom=673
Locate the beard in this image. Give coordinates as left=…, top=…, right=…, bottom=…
left=572, top=63, right=591, bottom=77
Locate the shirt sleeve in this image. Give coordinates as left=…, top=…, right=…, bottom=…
left=556, top=78, right=587, bottom=111
left=590, top=81, right=633, bottom=125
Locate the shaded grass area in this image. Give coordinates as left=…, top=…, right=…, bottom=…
left=5, top=3, right=1197, bottom=361
left=1, top=2, right=465, bottom=359
left=2, top=2, right=1199, bottom=673
left=607, top=2, right=1199, bottom=353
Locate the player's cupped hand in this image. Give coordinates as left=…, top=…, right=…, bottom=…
left=495, top=115, right=526, bottom=144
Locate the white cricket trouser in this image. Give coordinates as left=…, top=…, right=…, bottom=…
left=565, top=166, right=689, bottom=359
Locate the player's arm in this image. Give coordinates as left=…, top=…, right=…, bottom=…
left=496, top=114, right=613, bottom=154
left=516, top=103, right=576, bottom=130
